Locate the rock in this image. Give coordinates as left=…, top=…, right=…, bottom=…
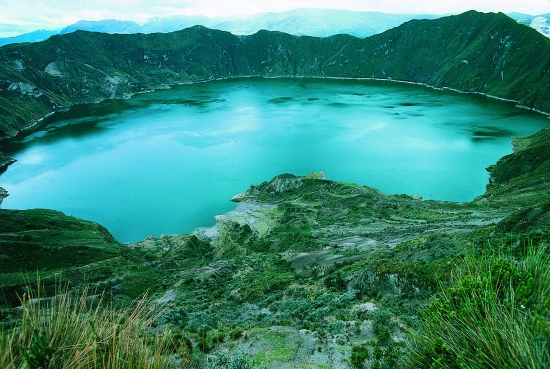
left=305, top=171, right=326, bottom=180
left=266, top=173, right=303, bottom=193
left=353, top=302, right=378, bottom=313
left=0, top=153, right=16, bottom=171
left=155, top=289, right=177, bottom=304
left=230, top=192, right=248, bottom=202
left=0, top=187, right=7, bottom=207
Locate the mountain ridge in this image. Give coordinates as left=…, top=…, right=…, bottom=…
left=1, top=10, right=549, bottom=141
left=3, top=9, right=550, bottom=48
left=58, top=9, right=439, bottom=39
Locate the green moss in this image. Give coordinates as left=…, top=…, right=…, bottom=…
left=253, top=347, right=295, bottom=366
left=251, top=329, right=297, bottom=366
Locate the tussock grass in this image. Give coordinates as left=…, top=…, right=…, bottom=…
left=0, top=282, right=181, bottom=369
left=405, top=245, right=550, bottom=368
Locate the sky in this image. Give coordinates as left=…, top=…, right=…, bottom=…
left=0, top=0, right=549, bottom=37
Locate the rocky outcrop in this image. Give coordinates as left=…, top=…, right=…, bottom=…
left=264, top=174, right=304, bottom=193
left=1, top=11, right=550, bottom=137
left=0, top=187, right=7, bottom=207
left=0, top=153, right=16, bottom=171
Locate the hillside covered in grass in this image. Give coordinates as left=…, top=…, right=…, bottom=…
left=1, top=10, right=550, bottom=139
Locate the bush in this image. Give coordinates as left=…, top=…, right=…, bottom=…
left=405, top=247, right=550, bottom=368
left=206, top=352, right=254, bottom=369
left=158, top=306, right=189, bottom=327
left=229, top=327, right=244, bottom=340
left=324, top=271, right=347, bottom=291
left=376, top=327, right=391, bottom=345
left=372, top=310, right=392, bottom=336
left=350, top=345, right=369, bottom=369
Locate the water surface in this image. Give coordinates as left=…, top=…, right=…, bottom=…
left=1, top=78, right=549, bottom=242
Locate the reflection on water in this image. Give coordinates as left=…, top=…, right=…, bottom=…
left=1, top=78, right=549, bottom=242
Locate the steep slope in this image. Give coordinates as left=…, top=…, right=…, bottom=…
left=476, top=127, right=550, bottom=212
left=1, top=11, right=549, bottom=138
left=0, top=205, right=121, bottom=306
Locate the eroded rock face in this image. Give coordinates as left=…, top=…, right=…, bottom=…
left=266, top=173, right=303, bottom=193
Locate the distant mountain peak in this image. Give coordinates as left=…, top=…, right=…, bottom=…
left=2, top=8, right=550, bottom=48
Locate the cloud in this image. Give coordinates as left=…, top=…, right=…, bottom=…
left=0, top=0, right=548, bottom=37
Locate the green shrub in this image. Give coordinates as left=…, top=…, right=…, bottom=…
left=376, top=327, right=391, bottom=345
left=208, top=329, right=225, bottom=345
left=350, top=344, right=369, bottom=369
left=324, top=271, right=347, bottom=291
left=19, top=329, right=54, bottom=369
left=158, top=306, right=189, bottom=327
left=372, top=310, right=392, bottom=336
left=229, top=327, right=244, bottom=340
left=381, top=342, right=400, bottom=369
left=206, top=352, right=254, bottom=369
left=372, top=345, right=383, bottom=361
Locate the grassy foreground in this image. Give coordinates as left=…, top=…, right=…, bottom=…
left=2, top=243, right=548, bottom=369
left=406, top=244, right=550, bottom=369
left=0, top=283, right=180, bottom=369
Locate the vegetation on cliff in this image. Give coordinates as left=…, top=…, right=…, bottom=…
left=0, top=284, right=180, bottom=369
left=408, top=247, right=550, bottom=368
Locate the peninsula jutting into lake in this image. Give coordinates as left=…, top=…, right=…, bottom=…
left=1, top=78, right=549, bottom=242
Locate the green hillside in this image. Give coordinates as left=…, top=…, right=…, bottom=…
left=1, top=11, right=549, bottom=138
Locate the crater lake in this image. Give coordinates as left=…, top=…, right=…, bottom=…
left=1, top=78, right=549, bottom=242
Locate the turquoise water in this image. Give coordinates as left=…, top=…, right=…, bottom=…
left=1, top=78, right=549, bottom=242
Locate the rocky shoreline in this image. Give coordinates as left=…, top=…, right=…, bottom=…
left=0, top=153, right=15, bottom=172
